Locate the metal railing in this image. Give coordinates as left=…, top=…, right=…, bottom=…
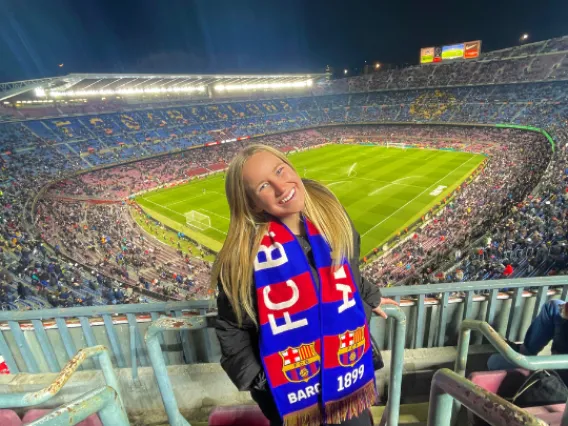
left=0, top=345, right=122, bottom=409
left=25, top=386, right=129, bottom=426
left=0, top=276, right=567, bottom=378
left=380, top=275, right=568, bottom=350
left=0, top=345, right=129, bottom=426
left=428, top=368, right=547, bottom=426
left=453, top=319, right=568, bottom=426
left=0, top=300, right=212, bottom=375
left=145, top=306, right=406, bottom=426
left=146, top=316, right=208, bottom=426
left=455, top=319, right=568, bottom=375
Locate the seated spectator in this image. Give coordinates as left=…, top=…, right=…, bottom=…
left=488, top=300, right=568, bottom=383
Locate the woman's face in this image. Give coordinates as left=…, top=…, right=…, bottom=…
left=242, top=150, right=305, bottom=223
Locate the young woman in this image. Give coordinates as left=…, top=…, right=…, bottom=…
left=213, top=144, right=397, bottom=426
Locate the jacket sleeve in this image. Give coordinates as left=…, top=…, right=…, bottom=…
left=215, top=283, right=263, bottom=391
left=353, top=229, right=382, bottom=310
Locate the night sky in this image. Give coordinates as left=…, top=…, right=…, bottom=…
left=1, top=0, right=567, bottom=82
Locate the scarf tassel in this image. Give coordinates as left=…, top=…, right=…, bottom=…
left=324, top=380, right=377, bottom=425
left=283, top=403, right=322, bottom=426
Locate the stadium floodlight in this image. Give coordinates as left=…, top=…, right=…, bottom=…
left=49, top=85, right=206, bottom=97
left=344, top=69, right=348, bottom=75
left=214, top=80, right=312, bottom=92
left=521, top=33, right=529, bottom=41
left=35, top=87, right=46, bottom=97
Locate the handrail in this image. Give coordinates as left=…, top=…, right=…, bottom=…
left=146, top=309, right=405, bottom=426
left=454, top=320, right=568, bottom=426
left=380, top=275, right=568, bottom=297
left=455, top=320, right=568, bottom=375
left=25, top=386, right=130, bottom=426
left=0, top=275, right=565, bottom=323
left=377, top=305, right=406, bottom=426
left=0, top=345, right=123, bottom=409
left=0, top=300, right=212, bottom=322
left=146, top=316, right=208, bottom=426
left=428, top=368, right=547, bottom=426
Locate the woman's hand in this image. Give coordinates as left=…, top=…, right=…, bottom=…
left=372, top=298, right=399, bottom=319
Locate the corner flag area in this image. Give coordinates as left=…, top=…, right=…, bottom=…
left=135, top=144, right=485, bottom=256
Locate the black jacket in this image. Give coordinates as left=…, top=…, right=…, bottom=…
left=215, top=228, right=382, bottom=392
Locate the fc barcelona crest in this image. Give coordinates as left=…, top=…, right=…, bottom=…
left=337, top=327, right=366, bottom=367
left=280, top=343, right=320, bottom=383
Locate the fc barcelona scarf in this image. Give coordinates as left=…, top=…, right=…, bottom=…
left=254, top=218, right=376, bottom=425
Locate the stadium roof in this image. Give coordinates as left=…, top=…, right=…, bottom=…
left=0, top=72, right=328, bottom=102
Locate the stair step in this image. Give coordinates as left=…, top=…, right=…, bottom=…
left=371, top=402, right=429, bottom=425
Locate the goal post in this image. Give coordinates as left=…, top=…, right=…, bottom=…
left=184, top=210, right=211, bottom=231
left=386, top=141, right=408, bottom=150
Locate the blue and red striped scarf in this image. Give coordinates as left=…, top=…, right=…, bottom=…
left=254, top=218, right=376, bottom=425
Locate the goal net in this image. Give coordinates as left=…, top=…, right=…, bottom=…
left=184, top=210, right=211, bottom=231
left=386, top=142, right=408, bottom=150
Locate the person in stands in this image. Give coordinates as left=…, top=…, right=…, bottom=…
left=488, top=299, right=568, bottom=383
left=212, top=144, right=397, bottom=426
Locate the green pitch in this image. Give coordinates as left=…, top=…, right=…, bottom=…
left=135, top=144, right=485, bottom=257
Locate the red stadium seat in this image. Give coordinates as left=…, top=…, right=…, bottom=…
left=208, top=405, right=269, bottom=426
left=0, top=410, right=22, bottom=426
left=468, top=370, right=566, bottom=426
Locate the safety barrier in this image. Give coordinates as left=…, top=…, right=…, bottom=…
left=0, top=345, right=123, bottom=409
left=0, top=301, right=212, bottom=375
left=25, top=386, right=129, bottom=426
left=427, top=368, right=547, bottom=426
left=0, top=345, right=128, bottom=426
left=145, top=316, right=207, bottom=426
left=145, top=305, right=405, bottom=426
left=1, top=276, right=567, bottom=377
left=453, top=319, right=568, bottom=426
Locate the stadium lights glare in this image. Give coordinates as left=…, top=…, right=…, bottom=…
left=35, top=87, right=46, bottom=97
left=214, top=80, right=313, bottom=92
left=344, top=69, right=348, bottom=75
left=521, top=33, right=529, bottom=41
left=48, top=86, right=206, bottom=97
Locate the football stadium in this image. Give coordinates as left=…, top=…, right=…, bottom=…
left=1, top=14, right=568, bottom=425
left=135, top=144, right=486, bottom=255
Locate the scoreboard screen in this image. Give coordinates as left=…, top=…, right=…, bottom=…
left=442, top=43, right=465, bottom=60
left=420, top=40, right=481, bottom=64
left=420, top=47, right=434, bottom=64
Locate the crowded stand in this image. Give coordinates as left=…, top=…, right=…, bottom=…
left=0, top=36, right=568, bottom=309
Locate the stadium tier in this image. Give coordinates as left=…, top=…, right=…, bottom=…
left=0, top=38, right=567, bottom=311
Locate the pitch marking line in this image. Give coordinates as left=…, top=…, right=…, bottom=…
left=163, top=190, right=224, bottom=207
left=140, top=197, right=227, bottom=235
left=328, top=181, right=350, bottom=187
left=165, top=194, right=206, bottom=207
left=361, top=156, right=477, bottom=239
left=356, top=177, right=426, bottom=189
left=368, top=183, right=394, bottom=196
left=198, top=208, right=230, bottom=222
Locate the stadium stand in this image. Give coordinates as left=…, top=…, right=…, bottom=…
left=0, top=36, right=566, bottom=311
left=4, top=35, right=568, bottom=426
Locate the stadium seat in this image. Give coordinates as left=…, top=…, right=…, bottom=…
left=468, top=370, right=566, bottom=426
left=208, top=405, right=269, bottom=426
left=0, top=410, right=22, bottom=426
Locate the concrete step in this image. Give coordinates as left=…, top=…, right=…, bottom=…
left=371, top=402, right=429, bottom=425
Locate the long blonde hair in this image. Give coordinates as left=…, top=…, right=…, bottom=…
left=211, top=144, right=354, bottom=326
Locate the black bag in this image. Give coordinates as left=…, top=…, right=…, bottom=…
left=510, top=370, right=568, bottom=407
left=370, top=334, right=384, bottom=371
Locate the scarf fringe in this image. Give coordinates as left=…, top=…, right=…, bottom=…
left=283, top=403, right=322, bottom=426
left=324, top=380, right=377, bottom=424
